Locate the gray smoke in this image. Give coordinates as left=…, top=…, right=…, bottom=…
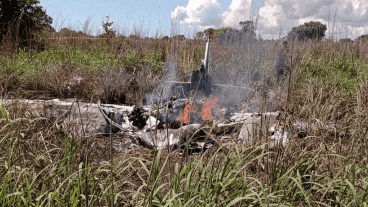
left=209, top=36, right=283, bottom=108
left=143, top=55, right=178, bottom=105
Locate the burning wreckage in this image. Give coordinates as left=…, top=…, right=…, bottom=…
left=98, top=37, right=293, bottom=152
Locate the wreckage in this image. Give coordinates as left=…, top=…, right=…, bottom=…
left=95, top=37, right=294, bottom=152
left=97, top=99, right=292, bottom=151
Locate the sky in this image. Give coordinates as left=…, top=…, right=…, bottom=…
left=39, top=0, right=368, bottom=40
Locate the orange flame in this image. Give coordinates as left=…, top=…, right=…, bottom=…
left=178, top=103, right=197, bottom=124
left=201, top=97, right=218, bottom=121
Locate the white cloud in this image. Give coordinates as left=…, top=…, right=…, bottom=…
left=256, top=0, right=368, bottom=39
left=222, top=0, right=252, bottom=28
left=171, top=0, right=368, bottom=39
left=171, top=6, right=189, bottom=21
left=170, top=0, right=223, bottom=28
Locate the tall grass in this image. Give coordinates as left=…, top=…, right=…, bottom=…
left=0, top=24, right=210, bottom=101
left=1, top=16, right=368, bottom=206
left=2, top=83, right=368, bottom=206
left=1, top=98, right=368, bottom=206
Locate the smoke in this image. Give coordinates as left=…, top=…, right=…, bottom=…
left=209, top=39, right=279, bottom=108
left=171, top=0, right=368, bottom=39
left=143, top=55, right=178, bottom=105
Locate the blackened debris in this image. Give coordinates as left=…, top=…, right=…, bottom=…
left=190, top=64, right=212, bottom=97
left=100, top=108, right=125, bottom=134
left=223, top=105, right=239, bottom=119
left=158, top=99, right=186, bottom=129
left=129, top=106, right=147, bottom=129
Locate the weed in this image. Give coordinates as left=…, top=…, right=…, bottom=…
left=1, top=16, right=368, bottom=206
left=143, top=51, right=163, bottom=74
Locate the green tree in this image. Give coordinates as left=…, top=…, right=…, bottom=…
left=100, top=15, right=115, bottom=37
left=239, top=20, right=256, bottom=39
left=0, top=0, right=52, bottom=48
left=204, top=28, right=214, bottom=40
left=356, top=34, right=368, bottom=42
left=287, top=21, right=327, bottom=41
left=195, top=31, right=204, bottom=39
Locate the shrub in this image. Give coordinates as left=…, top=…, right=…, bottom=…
left=143, top=51, right=162, bottom=74
left=298, top=51, right=368, bottom=98
left=0, top=0, right=53, bottom=49
left=287, top=21, right=327, bottom=41
left=356, top=34, right=368, bottom=42
left=125, top=49, right=140, bottom=65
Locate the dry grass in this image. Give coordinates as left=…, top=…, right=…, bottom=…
left=1, top=20, right=368, bottom=205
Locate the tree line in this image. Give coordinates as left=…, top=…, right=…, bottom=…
left=196, top=21, right=329, bottom=43
left=1, top=1, right=367, bottom=52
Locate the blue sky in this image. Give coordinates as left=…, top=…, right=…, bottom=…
left=39, top=0, right=368, bottom=40
left=40, top=0, right=232, bottom=36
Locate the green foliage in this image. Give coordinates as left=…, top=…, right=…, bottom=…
left=0, top=0, right=53, bottom=48
left=356, top=34, right=368, bottom=42
left=195, top=46, right=205, bottom=66
left=298, top=50, right=368, bottom=98
left=3, top=45, right=120, bottom=78
left=1, top=103, right=9, bottom=123
left=288, top=21, right=327, bottom=41
left=196, top=28, right=229, bottom=39
left=239, top=21, right=256, bottom=39
left=198, top=24, right=257, bottom=45
left=125, top=49, right=140, bottom=65
left=195, top=31, right=204, bottom=39
left=204, top=28, right=215, bottom=39
left=144, top=51, right=162, bottom=74
left=100, top=16, right=115, bottom=38
left=58, top=28, right=81, bottom=36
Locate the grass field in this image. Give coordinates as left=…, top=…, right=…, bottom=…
left=1, top=25, right=368, bottom=206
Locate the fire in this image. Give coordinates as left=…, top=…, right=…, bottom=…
left=178, top=96, right=219, bottom=124
left=201, top=97, right=218, bottom=121
left=178, top=103, right=197, bottom=124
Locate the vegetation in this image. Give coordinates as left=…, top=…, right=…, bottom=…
left=356, top=34, right=368, bottom=42
left=239, top=20, right=256, bottom=39
left=287, top=21, right=327, bottom=41
left=298, top=50, right=368, bottom=98
left=196, top=21, right=257, bottom=44
left=1, top=13, right=368, bottom=206
left=99, top=16, right=116, bottom=38
left=0, top=0, right=53, bottom=49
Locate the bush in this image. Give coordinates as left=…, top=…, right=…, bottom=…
left=125, top=49, right=140, bottom=65
left=143, top=51, right=162, bottom=74
left=287, top=21, right=327, bottom=41
left=356, top=34, right=368, bottom=42
left=298, top=51, right=368, bottom=98
left=0, top=0, right=53, bottom=49
left=4, top=45, right=120, bottom=78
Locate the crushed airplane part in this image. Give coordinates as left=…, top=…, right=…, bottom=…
left=1, top=98, right=304, bottom=154
left=128, top=106, right=146, bottom=129
left=137, top=124, right=203, bottom=150
left=98, top=100, right=126, bottom=132
left=1, top=37, right=307, bottom=154
left=79, top=37, right=294, bottom=151
left=145, top=36, right=251, bottom=106
left=97, top=97, right=293, bottom=151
